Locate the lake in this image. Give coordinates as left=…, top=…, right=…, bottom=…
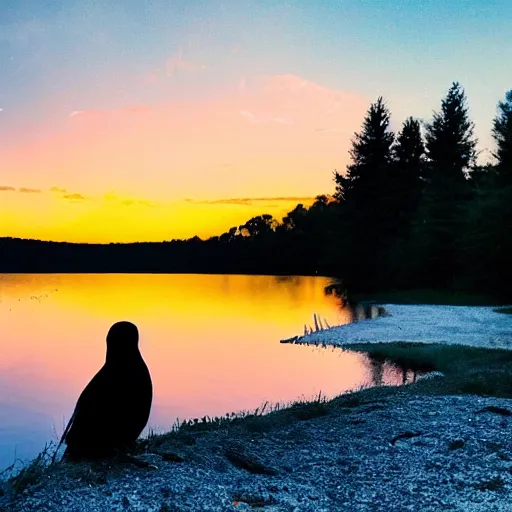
left=0, top=274, right=409, bottom=471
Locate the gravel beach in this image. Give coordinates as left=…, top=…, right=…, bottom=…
left=3, top=389, right=512, bottom=511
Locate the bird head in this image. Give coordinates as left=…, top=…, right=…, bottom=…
left=106, top=321, right=140, bottom=360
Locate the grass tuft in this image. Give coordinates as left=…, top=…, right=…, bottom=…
left=494, top=307, right=512, bottom=315
left=474, top=475, right=506, bottom=492
left=448, top=439, right=465, bottom=451
left=476, top=405, right=512, bottom=416
left=5, top=443, right=56, bottom=496
left=352, top=289, right=501, bottom=306
left=342, top=342, right=512, bottom=399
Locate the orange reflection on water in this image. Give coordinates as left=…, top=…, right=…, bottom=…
left=0, top=274, right=405, bottom=467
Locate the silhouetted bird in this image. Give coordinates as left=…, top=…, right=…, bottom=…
left=59, top=321, right=153, bottom=460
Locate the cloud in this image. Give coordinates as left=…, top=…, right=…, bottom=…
left=239, top=110, right=256, bottom=123
left=19, top=187, right=41, bottom=193
left=165, top=47, right=206, bottom=78
left=63, top=193, right=87, bottom=201
left=184, top=196, right=316, bottom=207
left=314, top=127, right=342, bottom=133
left=238, top=110, right=294, bottom=126
left=232, top=74, right=367, bottom=145
left=121, top=199, right=155, bottom=207
left=260, top=74, right=325, bottom=94
left=124, top=106, right=152, bottom=114
left=49, top=187, right=152, bottom=205
left=5, top=72, right=367, bottom=209
left=103, top=192, right=155, bottom=207
left=138, top=46, right=205, bottom=85
left=1, top=186, right=43, bottom=193
left=68, top=105, right=152, bottom=120
left=50, top=187, right=88, bottom=201
left=138, top=200, right=155, bottom=207
left=272, top=117, right=294, bottom=125
left=140, top=72, right=159, bottom=85
left=257, top=74, right=366, bottom=114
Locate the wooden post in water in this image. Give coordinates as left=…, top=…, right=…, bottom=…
left=313, top=313, right=320, bottom=332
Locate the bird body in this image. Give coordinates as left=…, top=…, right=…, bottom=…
left=61, top=321, right=152, bottom=460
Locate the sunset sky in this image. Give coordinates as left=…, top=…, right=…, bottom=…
left=1, top=0, right=511, bottom=243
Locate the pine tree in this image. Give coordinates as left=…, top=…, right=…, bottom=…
left=334, top=97, right=395, bottom=205
left=394, top=117, right=425, bottom=180
left=460, top=89, right=512, bottom=297
left=393, top=116, right=425, bottom=217
left=424, top=82, right=477, bottom=188
left=332, top=97, right=395, bottom=291
left=492, top=89, right=512, bottom=184
left=409, top=82, right=477, bottom=288
left=380, top=117, right=426, bottom=285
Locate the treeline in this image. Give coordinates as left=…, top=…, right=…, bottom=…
left=1, top=83, right=511, bottom=299
left=0, top=200, right=335, bottom=275
left=328, top=83, right=512, bottom=298
left=0, top=233, right=318, bottom=275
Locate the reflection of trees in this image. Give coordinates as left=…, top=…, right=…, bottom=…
left=400, top=367, right=418, bottom=384
left=366, top=353, right=419, bottom=386
left=367, top=352, right=429, bottom=387
left=369, top=358, right=384, bottom=386
left=354, top=304, right=366, bottom=321
left=273, top=275, right=302, bottom=286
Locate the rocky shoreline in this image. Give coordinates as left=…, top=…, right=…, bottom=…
left=3, top=385, right=512, bottom=511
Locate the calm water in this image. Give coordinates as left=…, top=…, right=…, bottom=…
left=0, top=274, right=408, bottom=470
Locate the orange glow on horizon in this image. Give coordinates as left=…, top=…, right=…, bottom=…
left=0, top=75, right=368, bottom=243
left=0, top=191, right=317, bottom=243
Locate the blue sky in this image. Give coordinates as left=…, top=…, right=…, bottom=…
left=1, top=0, right=511, bottom=149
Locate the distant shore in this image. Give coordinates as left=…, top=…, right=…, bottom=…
left=0, top=237, right=324, bottom=275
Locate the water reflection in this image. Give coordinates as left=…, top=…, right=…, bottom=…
left=0, top=274, right=404, bottom=470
